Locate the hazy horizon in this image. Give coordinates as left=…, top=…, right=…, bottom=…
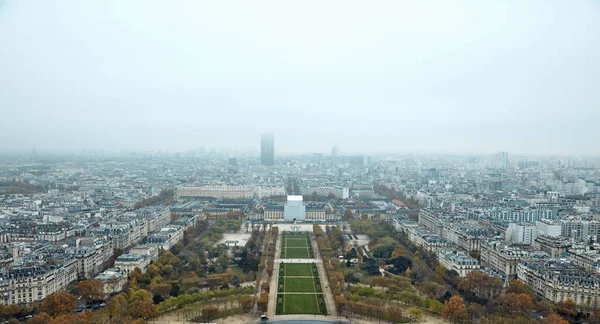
left=1, top=1, right=599, bottom=156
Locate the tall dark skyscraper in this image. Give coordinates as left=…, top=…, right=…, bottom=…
left=261, top=134, right=274, bottom=166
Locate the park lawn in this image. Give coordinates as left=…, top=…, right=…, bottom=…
left=283, top=247, right=311, bottom=258
left=282, top=263, right=314, bottom=277
left=282, top=294, right=322, bottom=314
left=285, top=237, right=309, bottom=248
left=284, top=277, right=317, bottom=293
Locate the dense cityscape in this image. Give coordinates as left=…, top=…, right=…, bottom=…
left=2, top=1, right=599, bottom=324
left=0, top=138, right=599, bottom=324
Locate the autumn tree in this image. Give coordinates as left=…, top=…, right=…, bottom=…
left=442, top=296, right=470, bottom=324
left=537, top=300, right=556, bottom=316
left=27, top=312, right=52, bottom=324
left=496, top=293, right=534, bottom=316
left=407, top=307, right=423, bottom=321
left=589, top=308, right=600, bottom=324
left=3, top=304, right=21, bottom=317
left=128, top=289, right=157, bottom=321
left=239, top=296, right=256, bottom=312
left=49, top=314, right=77, bottom=324
left=506, top=279, right=535, bottom=298
left=420, top=281, right=444, bottom=298
left=77, top=279, right=105, bottom=304
left=467, top=303, right=485, bottom=323
left=335, top=295, right=347, bottom=313
left=386, top=306, right=403, bottom=321
left=150, top=282, right=172, bottom=298
left=542, top=313, right=569, bottom=324
left=559, top=298, right=578, bottom=317
left=202, top=306, right=219, bottom=321
left=129, top=267, right=143, bottom=287
left=459, top=271, right=503, bottom=301
left=257, top=292, right=269, bottom=312
left=106, top=293, right=129, bottom=323
left=40, top=291, right=77, bottom=317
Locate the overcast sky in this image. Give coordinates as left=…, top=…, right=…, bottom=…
left=0, top=1, right=599, bottom=155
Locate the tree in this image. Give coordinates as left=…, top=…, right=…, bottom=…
left=428, top=300, right=444, bottom=314
left=407, top=307, right=423, bottom=321
left=335, top=295, right=347, bottom=313
left=506, top=280, right=535, bottom=298
left=27, top=312, right=52, bottom=324
left=421, top=281, right=444, bottom=298
left=257, top=292, right=269, bottom=312
left=344, top=209, right=354, bottom=220
left=170, top=283, right=181, bottom=297
left=77, top=279, right=105, bottom=304
left=106, top=293, right=129, bottom=322
left=4, top=304, right=21, bottom=317
left=239, top=296, right=256, bottom=311
left=589, top=308, right=600, bottom=324
left=49, top=314, right=77, bottom=324
left=542, top=313, right=569, bottom=324
left=442, top=296, right=470, bottom=324
left=537, top=299, right=556, bottom=316
left=468, top=303, right=485, bottom=322
left=459, top=271, right=503, bottom=301
left=130, top=299, right=158, bottom=320
left=202, top=306, right=219, bottom=321
left=150, top=282, right=172, bottom=298
left=497, top=293, right=534, bottom=316
left=559, top=298, right=577, bottom=317
left=40, top=291, right=77, bottom=317
left=130, top=267, right=143, bottom=286
left=390, top=256, right=413, bottom=274
left=386, top=305, right=403, bottom=321
left=170, top=242, right=184, bottom=255
left=361, top=257, right=380, bottom=275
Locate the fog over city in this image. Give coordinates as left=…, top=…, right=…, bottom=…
left=1, top=1, right=599, bottom=155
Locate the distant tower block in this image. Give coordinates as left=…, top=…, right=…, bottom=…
left=261, top=133, right=274, bottom=166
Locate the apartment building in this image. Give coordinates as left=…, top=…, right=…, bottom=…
left=568, top=248, right=600, bottom=273
left=95, top=268, right=127, bottom=295
left=0, top=259, right=78, bottom=306
left=74, top=237, right=114, bottom=280
left=518, top=260, right=600, bottom=306
left=129, top=244, right=159, bottom=262
left=114, top=254, right=151, bottom=275
left=480, top=241, right=529, bottom=280
left=536, top=219, right=562, bottom=237
left=534, top=235, right=571, bottom=258
left=147, top=226, right=184, bottom=251
left=506, top=223, right=537, bottom=245
left=437, top=248, right=480, bottom=277
left=176, top=185, right=254, bottom=199
left=481, top=208, right=558, bottom=222
left=443, top=224, right=493, bottom=252
left=560, top=220, right=600, bottom=242
left=418, top=209, right=445, bottom=235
